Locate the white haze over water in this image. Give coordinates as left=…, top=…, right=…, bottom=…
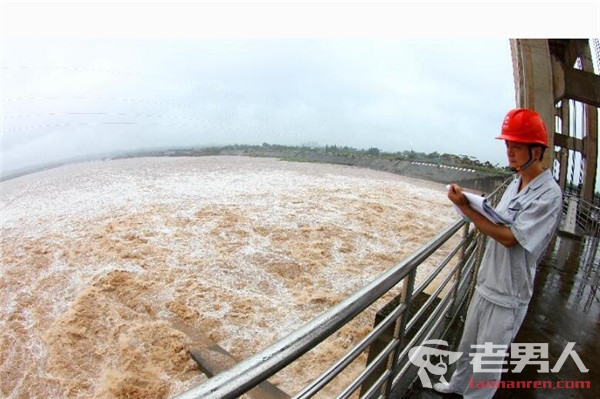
left=1, top=37, right=517, bottom=178
left=1, top=2, right=599, bottom=189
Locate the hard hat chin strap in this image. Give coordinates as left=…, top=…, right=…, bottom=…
left=510, top=146, right=536, bottom=173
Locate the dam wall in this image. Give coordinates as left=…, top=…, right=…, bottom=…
left=219, top=149, right=511, bottom=194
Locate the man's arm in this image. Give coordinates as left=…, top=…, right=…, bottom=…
left=448, top=184, right=518, bottom=247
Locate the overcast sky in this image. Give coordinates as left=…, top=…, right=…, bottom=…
left=1, top=1, right=599, bottom=179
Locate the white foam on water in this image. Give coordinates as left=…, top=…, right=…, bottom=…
left=1, top=156, right=457, bottom=398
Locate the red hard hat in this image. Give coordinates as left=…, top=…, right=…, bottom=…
left=495, top=108, right=549, bottom=147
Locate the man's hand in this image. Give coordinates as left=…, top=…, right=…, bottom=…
left=447, top=184, right=469, bottom=208
left=446, top=183, right=518, bottom=247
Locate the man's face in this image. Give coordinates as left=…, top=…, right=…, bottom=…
left=505, top=140, right=531, bottom=169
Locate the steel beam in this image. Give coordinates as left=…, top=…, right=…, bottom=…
left=513, top=39, right=598, bottom=200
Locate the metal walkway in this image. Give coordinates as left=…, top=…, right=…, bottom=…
left=399, top=232, right=600, bottom=399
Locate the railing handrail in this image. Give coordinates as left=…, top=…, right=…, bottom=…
left=174, top=177, right=513, bottom=399
left=174, top=219, right=467, bottom=399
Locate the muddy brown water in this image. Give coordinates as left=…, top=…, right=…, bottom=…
left=1, top=156, right=458, bottom=398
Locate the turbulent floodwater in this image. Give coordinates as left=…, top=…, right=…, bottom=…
left=1, top=156, right=457, bottom=398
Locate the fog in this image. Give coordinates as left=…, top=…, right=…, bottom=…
left=1, top=36, right=517, bottom=177
left=1, top=2, right=598, bottom=189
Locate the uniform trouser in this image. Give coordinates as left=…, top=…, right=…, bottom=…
left=447, top=290, right=528, bottom=399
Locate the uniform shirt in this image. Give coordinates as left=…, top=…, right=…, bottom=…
left=475, top=169, right=562, bottom=308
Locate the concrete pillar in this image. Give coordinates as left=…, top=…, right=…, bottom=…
left=563, top=196, right=580, bottom=235
left=510, top=39, right=556, bottom=170
left=582, top=102, right=598, bottom=204
left=557, top=102, right=570, bottom=190
left=512, top=39, right=598, bottom=201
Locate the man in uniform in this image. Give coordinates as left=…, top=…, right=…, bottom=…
left=433, top=108, right=563, bottom=398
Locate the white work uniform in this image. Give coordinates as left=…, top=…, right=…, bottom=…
left=447, top=169, right=562, bottom=399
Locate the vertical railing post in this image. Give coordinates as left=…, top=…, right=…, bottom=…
left=450, top=223, right=469, bottom=316
left=464, top=227, right=488, bottom=309
left=382, top=268, right=417, bottom=397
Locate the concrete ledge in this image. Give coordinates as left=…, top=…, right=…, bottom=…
left=190, top=346, right=290, bottom=399
left=171, top=318, right=289, bottom=399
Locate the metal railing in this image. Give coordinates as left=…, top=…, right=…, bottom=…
left=561, top=189, right=600, bottom=238
left=174, top=180, right=511, bottom=399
